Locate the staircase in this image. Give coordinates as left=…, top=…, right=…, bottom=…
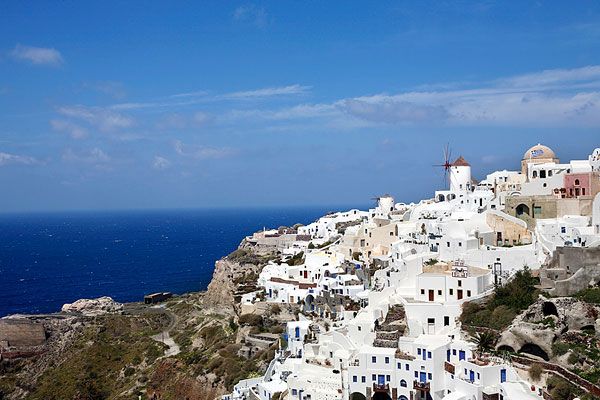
left=374, top=305, right=406, bottom=348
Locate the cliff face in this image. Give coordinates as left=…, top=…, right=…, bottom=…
left=204, top=258, right=239, bottom=315
left=0, top=240, right=280, bottom=400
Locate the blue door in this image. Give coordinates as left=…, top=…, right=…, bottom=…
left=446, top=349, right=450, bottom=362
left=422, top=348, right=426, bottom=361
left=419, top=372, right=427, bottom=383
left=469, top=370, right=475, bottom=382
left=378, top=375, right=385, bottom=385
left=459, top=350, right=465, bottom=360
left=500, top=369, right=506, bottom=383
left=295, top=327, right=300, bottom=338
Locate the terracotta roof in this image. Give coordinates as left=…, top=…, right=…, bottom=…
left=451, top=156, right=470, bottom=167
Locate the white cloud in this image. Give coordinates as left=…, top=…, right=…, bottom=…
left=50, top=119, right=88, bottom=139
left=57, top=105, right=134, bottom=132
left=152, top=156, right=171, bottom=170
left=174, top=140, right=235, bottom=159
left=233, top=4, right=268, bottom=28
left=10, top=44, right=63, bottom=66
left=0, top=152, right=38, bottom=166
left=222, top=84, right=311, bottom=99
left=83, top=81, right=126, bottom=99
left=62, top=148, right=110, bottom=164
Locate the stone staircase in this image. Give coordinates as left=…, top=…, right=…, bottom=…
left=374, top=305, right=406, bottom=348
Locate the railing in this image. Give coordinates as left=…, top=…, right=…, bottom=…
left=413, top=381, right=430, bottom=391
left=372, top=383, right=389, bottom=392
left=349, top=359, right=359, bottom=367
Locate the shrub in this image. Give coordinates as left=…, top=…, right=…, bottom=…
left=575, top=287, right=600, bottom=304
left=238, top=314, right=263, bottom=327
left=529, top=364, right=543, bottom=381
left=552, top=341, right=570, bottom=356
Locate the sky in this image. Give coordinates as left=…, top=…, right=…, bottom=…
left=1, top=1, right=600, bottom=212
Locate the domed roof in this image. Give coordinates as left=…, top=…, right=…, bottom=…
left=523, top=144, right=556, bottom=160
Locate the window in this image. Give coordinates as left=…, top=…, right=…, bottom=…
left=540, top=170, right=546, bottom=178
left=420, top=289, right=425, bottom=295
left=452, top=349, right=456, bottom=356
left=405, top=364, right=409, bottom=370
left=447, top=242, right=450, bottom=247
left=361, top=376, right=366, bottom=383
left=533, top=170, right=538, bottom=178
left=372, top=356, right=376, bottom=363
left=353, top=376, right=357, bottom=383
left=575, top=179, right=580, bottom=186
left=427, top=352, right=432, bottom=359
left=372, top=374, right=376, bottom=381
left=467, top=290, right=471, bottom=297
left=385, top=357, right=390, bottom=364
left=292, top=389, right=298, bottom=396
left=400, top=379, right=407, bottom=387
left=414, top=371, right=418, bottom=378
left=444, top=316, right=450, bottom=326
left=449, top=288, right=453, bottom=295
left=438, top=290, right=442, bottom=295
left=458, top=242, right=462, bottom=247
left=427, top=318, right=434, bottom=324
left=458, top=280, right=462, bottom=287
left=417, top=349, right=421, bottom=355
left=428, top=373, right=432, bottom=380
left=397, top=362, right=401, bottom=369
left=386, top=375, right=390, bottom=382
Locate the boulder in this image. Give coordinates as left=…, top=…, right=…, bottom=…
left=61, top=296, right=123, bottom=316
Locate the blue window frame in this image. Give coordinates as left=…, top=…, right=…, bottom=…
left=361, top=376, right=366, bottom=383
left=459, top=350, right=466, bottom=361
left=447, top=349, right=450, bottom=361
left=292, top=389, right=297, bottom=396
left=385, top=356, right=390, bottom=364
left=386, top=375, right=390, bottom=382
left=427, top=351, right=432, bottom=359
left=405, top=364, right=409, bottom=370
left=372, top=374, right=376, bottom=381
left=500, top=369, right=507, bottom=383
left=397, top=362, right=401, bottom=369
left=452, top=349, right=456, bottom=356
left=353, top=376, right=357, bottom=383
left=419, top=372, right=427, bottom=383
left=414, top=371, right=418, bottom=378
left=372, top=356, right=377, bottom=363
left=417, top=348, right=421, bottom=355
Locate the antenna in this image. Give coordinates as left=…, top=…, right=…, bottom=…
left=433, top=143, right=452, bottom=189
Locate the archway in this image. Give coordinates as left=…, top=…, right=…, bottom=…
left=372, top=392, right=392, bottom=400
left=399, top=397, right=408, bottom=400
left=437, top=194, right=445, bottom=202
left=519, top=343, right=549, bottom=361
left=516, top=204, right=530, bottom=217
left=304, top=294, right=315, bottom=313
left=350, top=393, right=367, bottom=400
left=542, top=302, right=558, bottom=317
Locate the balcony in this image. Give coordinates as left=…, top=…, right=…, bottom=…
left=413, top=381, right=430, bottom=392
left=444, top=361, right=455, bottom=374
left=372, top=383, right=389, bottom=392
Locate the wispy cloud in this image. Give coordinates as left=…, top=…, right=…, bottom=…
left=152, top=156, right=170, bottom=170
left=0, top=152, right=39, bottom=166
left=10, top=44, right=64, bottom=66
left=62, top=147, right=110, bottom=164
left=57, top=105, right=134, bottom=132
left=174, top=140, right=235, bottom=159
left=233, top=4, right=268, bottom=28
left=222, top=84, right=311, bottom=99
left=50, top=119, right=88, bottom=139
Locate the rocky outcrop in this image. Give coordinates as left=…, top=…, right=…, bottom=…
left=204, top=258, right=239, bottom=315
left=497, top=296, right=600, bottom=361
left=61, top=296, right=123, bottom=316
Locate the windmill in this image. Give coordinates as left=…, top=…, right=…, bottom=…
left=433, top=143, right=452, bottom=189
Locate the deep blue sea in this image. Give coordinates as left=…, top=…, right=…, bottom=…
left=0, top=207, right=348, bottom=317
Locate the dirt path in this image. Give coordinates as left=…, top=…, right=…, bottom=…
left=148, top=305, right=181, bottom=357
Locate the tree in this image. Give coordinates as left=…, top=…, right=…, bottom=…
left=474, top=330, right=498, bottom=353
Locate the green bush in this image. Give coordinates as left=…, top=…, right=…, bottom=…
left=574, top=287, right=600, bottom=304
left=552, top=341, right=570, bottom=356
left=529, top=364, right=543, bottom=381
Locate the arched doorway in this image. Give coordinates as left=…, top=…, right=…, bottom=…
left=542, top=302, right=558, bottom=317
left=350, top=393, right=367, bottom=400
left=516, top=204, right=530, bottom=217
left=372, top=392, right=391, bottom=400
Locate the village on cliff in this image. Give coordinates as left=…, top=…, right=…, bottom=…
left=223, top=144, right=600, bottom=400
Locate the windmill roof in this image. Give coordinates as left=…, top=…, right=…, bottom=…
left=452, top=156, right=470, bottom=167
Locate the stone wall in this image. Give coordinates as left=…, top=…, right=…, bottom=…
left=0, top=319, right=46, bottom=348
left=541, top=246, right=600, bottom=296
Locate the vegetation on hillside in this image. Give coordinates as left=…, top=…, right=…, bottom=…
left=460, top=267, right=539, bottom=331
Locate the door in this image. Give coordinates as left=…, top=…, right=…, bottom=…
left=378, top=375, right=385, bottom=386
left=469, top=370, right=475, bottom=382
left=459, top=350, right=465, bottom=361
left=419, top=372, right=427, bottom=383
left=428, top=290, right=434, bottom=301
left=500, top=369, right=506, bottom=383
left=457, top=289, right=463, bottom=300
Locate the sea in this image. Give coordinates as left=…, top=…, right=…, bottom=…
left=0, top=206, right=357, bottom=317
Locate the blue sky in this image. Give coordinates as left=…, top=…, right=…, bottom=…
left=1, top=1, right=600, bottom=212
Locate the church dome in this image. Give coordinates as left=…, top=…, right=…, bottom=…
left=523, top=144, right=556, bottom=160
